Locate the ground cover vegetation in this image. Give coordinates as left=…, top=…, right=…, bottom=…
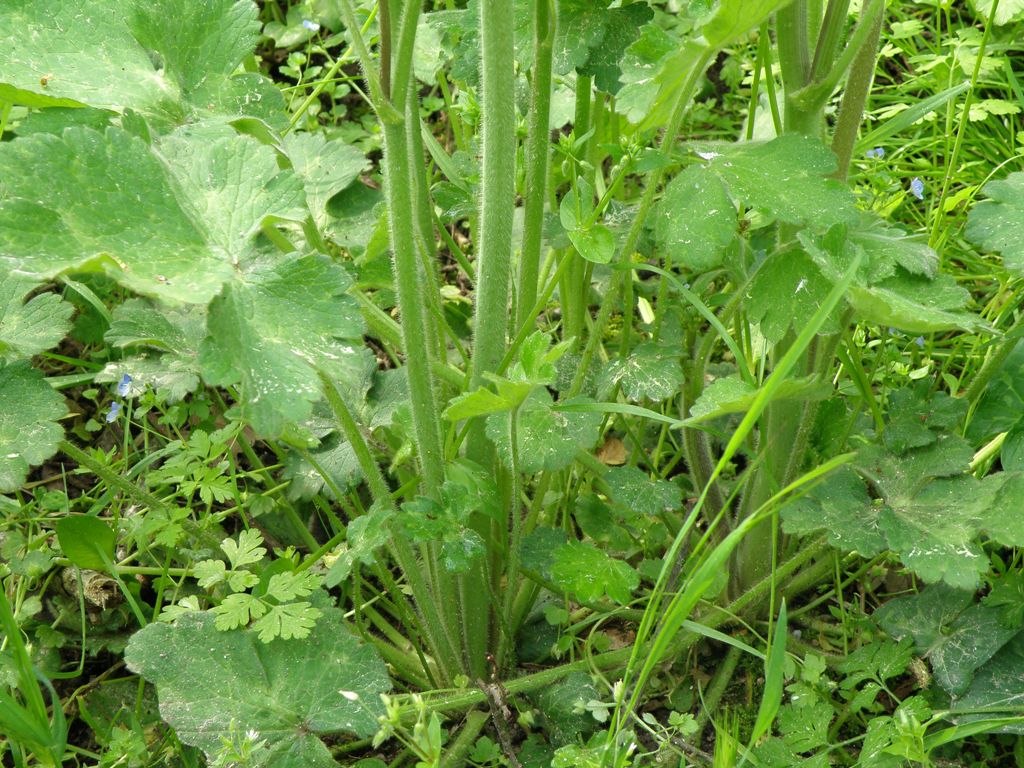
left=2, top=0, right=1024, bottom=765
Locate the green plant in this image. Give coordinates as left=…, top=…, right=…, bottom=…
left=5, top=0, right=1024, bottom=764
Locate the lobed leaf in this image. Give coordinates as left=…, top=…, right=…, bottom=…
left=125, top=603, right=391, bottom=766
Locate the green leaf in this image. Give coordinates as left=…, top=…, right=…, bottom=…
left=550, top=541, right=639, bottom=605
left=221, top=530, right=267, bottom=569
left=0, top=127, right=233, bottom=304
left=0, top=275, right=73, bottom=361
left=705, top=135, right=858, bottom=228
left=966, top=341, right=1024, bottom=443
left=847, top=214, right=938, bottom=280
left=750, top=600, right=788, bottom=748
left=251, top=602, right=322, bottom=643
left=596, top=343, right=683, bottom=402
left=98, top=299, right=206, bottom=402
left=953, top=632, right=1024, bottom=733
left=603, top=466, right=682, bottom=518
left=125, top=604, right=391, bottom=766
left=616, top=26, right=706, bottom=127
left=654, top=166, right=736, bottom=272
left=486, top=391, right=602, bottom=473
left=283, top=432, right=362, bottom=501
left=397, top=482, right=490, bottom=573
left=531, top=672, right=602, bottom=747
left=282, top=133, right=368, bottom=229
left=701, top=0, right=791, bottom=48
left=198, top=255, right=366, bottom=436
left=444, top=386, right=523, bottom=421
left=689, top=374, right=831, bottom=421
left=0, top=0, right=282, bottom=127
left=876, top=584, right=1017, bottom=696
left=847, top=272, right=986, bottom=333
left=212, top=592, right=268, bottom=631
left=55, top=516, right=116, bottom=572
left=783, top=436, right=993, bottom=589
left=0, top=362, right=67, bottom=492
left=567, top=223, right=615, bottom=264
left=966, top=173, right=1024, bottom=275
left=747, top=249, right=836, bottom=343
left=325, top=505, right=393, bottom=587
left=576, top=3, right=653, bottom=93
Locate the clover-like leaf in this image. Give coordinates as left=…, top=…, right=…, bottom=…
left=550, top=541, right=639, bottom=605
left=0, top=0, right=282, bottom=128
left=0, top=275, right=73, bottom=362
left=125, top=603, right=391, bottom=767
left=0, top=362, right=67, bottom=492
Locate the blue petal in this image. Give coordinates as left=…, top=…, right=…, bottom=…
left=105, top=402, right=122, bottom=423
left=910, top=177, right=925, bottom=200
left=117, top=373, right=133, bottom=396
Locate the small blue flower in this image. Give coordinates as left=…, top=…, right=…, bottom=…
left=105, top=401, right=121, bottom=423
left=914, top=336, right=925, bottom=348
left=117, top=373, right=133, bottom=397
left=866, top=147, right=885, bottom=159
left=302, top=19, right=320, bottom=31
left=910, top=177, right=925, bottom=200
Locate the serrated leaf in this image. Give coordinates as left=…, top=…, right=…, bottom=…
left=193, top=560, right=228, bottom=589
left=125, top=604, right=391, bottom=766
left=551, top=541, right=638, bottom=604
left=0, top=362, right=67, bottom=492
left=689, top=374, right=831, bottom=421
left=847, top=214, right=938, bottom=280
left=531, top=672, right=602, bottom=747
left=97, top=299, right=206, bottom=402
left=486, top=391, right=602, bottom=473
left=604, top=466, right=682, bottom=518
left=325, top=505, right=393, bottom=587
left=747, top=249, right=836, bottom=342
left=847, top=272, right=985, bottom=333
left=701, top=0, right=791, bottom=48
left=221, top=529, right=267, bottom=569
left=953, top=632, right=1024, bottom=733
left=0, top=127, right=233, bottom=304
left=876, top=584, right=1017, bottom=695
left=264, top=571, right=321, bottom=602
left=616, top=26, right=706, bottom=127
left=597, top=343, right=683, bottom=402
left=576, top=3, right=653, bottom=93
left=55, top=516, right=116, bottom=572
left=283, top=432, right=362, bottom=501
left=282, top=133, right=368, bottom=229
left=966, top=173, right=1024, bottom=275
left=783, top=437, right=994, bottom=589
left=705, top=135, right=857, bottom=228
left=198, top=255, right=366, bottom=436
left=654, top=166, right=736, bottom=272
left=251, top=602, right=321, bottom=642
left=212, top=592, right=267, bottom=631
left=0, top=0, right=282, bottom=127
left=0, top=275, right=73, bottom=361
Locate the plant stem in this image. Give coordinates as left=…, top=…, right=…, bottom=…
left=517, top=0, right=555, bottom=330
left=440, top=710, right=490, bottom=768
left=382, top=118, right=446, bottom=496
left=460, top=0, right=518, bottom=679
left=829, top=0, right=883, bottom=180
